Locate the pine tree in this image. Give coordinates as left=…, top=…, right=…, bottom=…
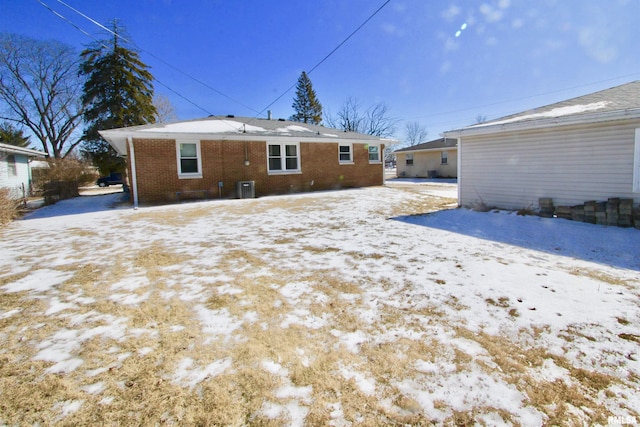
left=0, top=122, right=31, bottom=148
left=79, top=21, right=156, bottom=174
left=290, top=72, right=322, bottom=125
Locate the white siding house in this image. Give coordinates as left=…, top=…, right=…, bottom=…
left=444, top=81, right=640, bottom=210
left=0, top=143, right=47, bottom=198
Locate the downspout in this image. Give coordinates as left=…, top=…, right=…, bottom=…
left=381, top=143, right=386, bottom=185
left=127, top=136, right=139, bottom=209
left=456, top=137, right=461, bottom=207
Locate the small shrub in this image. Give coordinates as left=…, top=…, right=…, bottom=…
left=41, top=157, right=98, bottom=186
left=0, top=188, right=19, bottom=225
left=38, top=157, right=99, bottom=204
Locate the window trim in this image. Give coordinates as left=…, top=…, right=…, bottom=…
left=176, top=140, right=203, bottom=179
left=267, top=141, right=301, bottom=175
left=338, top=143, right=353, bottom=164
left=368, top=144, right=381, bottom=164
left=633, top=128, right=640, bottom=193
left=7, top=154, right=17, bottom=177
left=405, top=153, right=414, bottom=166
left=441, top=151, right=448, bottom=165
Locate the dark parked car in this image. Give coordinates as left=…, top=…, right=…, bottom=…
left=96, top=173, right=124, bottom=187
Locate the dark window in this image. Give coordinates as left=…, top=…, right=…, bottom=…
left=268, top=143, right=300, bottom=173
left=339, top=144, right=352, bottom=162
left=179, top=143, right=200, bottom=175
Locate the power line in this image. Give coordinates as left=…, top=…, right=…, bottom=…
left=308, top=0, right=391, bottom=76
left=37, top=0, right=104, bottom=47
left=51, top=0, right=261, bottom=115
left=38, top=0, right=218, bottom=120
left=407, top=73, right=640, bottom=123
left=251, top=0, right=392, bottom=121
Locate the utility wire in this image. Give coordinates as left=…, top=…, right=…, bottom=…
left=39, top=0, right=216, bottom=119
left=52, top=0, right=261, bottom=116
left=407, top=73, right=640, bottom=123
left=308, top=0, right=391, bottom=76
left=46, top=0, right=391, bottom=128
left=252, top=0, right=392, bottom=121
left=38, top=0, right=103, bottom=45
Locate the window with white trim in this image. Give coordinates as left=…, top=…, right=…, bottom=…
left=441, top=151, right=448, bottom=165
left=339, top=143, right=352, bottom=164
left=368, top=144, right=381, bottom=163
left=176, top=141, right=202, bottom=178
left=633, top=128, right=640, bottom=192
left=405, top=153, right=413, bottom=166
left=268, top=142, right=300, bottom=174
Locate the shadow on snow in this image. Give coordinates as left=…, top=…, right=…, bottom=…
left=22, top=193, right=130, bottom=220
left=391, top=208, right=640, bottom=272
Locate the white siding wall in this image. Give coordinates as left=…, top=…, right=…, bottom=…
left=0, top=153, right=32, bottom=198
left=459, top=119, right=640, bottom=209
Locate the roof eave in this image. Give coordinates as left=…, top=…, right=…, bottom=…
left=395, top=145, right=457, bottom=154
left=99, top=129, right=394, bottom=153
left=0, top=142, right=48, bottom=157
left=444, top=108, right=640, bottom=138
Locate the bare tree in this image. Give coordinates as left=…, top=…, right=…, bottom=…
left=364, top=102, right=397, bottom=137
left=0, top=34, right=83, bottom=158
left=325, top=97, right=397, bottom=138
left=475, top=114, right=487, bottom=124
left=324, top=97, right=364, bottom=133
left=154, top=94, right=178, bottom=123
left=404, top=121, right=428, bottom=147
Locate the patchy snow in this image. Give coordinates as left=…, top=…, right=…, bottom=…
left=2, top=269, right=73, bottom=293
left=475, top=101, right=611, bottom=126
left=139, top=119, right=266, bottom=134
left=173, top=357, right=232, bottom=389
left=276, top=125, right=316, bottom=133
left=1, top=184, right=639, bottom=424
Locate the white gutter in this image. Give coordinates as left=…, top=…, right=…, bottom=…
left=0, top=142, right=47, bottom=157
left=127, top=136, right=139, bottom=209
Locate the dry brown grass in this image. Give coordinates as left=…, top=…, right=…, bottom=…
left=376, top=184, right=457, bottom=217
left=566, top=267, right=632, bottom=287
left=453, top=327, right=616, bottom=424
left=1, top=186, right=637, bottom=425
left=0, top=188, right=19, bottom=225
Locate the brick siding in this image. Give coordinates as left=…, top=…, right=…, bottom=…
left=128, top=138, right=384, bottom=204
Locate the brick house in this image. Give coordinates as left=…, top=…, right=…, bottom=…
left=99, top=116, right=391, bottom=206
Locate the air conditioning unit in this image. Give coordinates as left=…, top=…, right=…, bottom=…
left=236, top=181, right=255, bottom=199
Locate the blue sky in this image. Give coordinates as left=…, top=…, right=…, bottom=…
left=1, top=0, right=639, bottom=142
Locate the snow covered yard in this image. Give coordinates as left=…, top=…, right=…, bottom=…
left=0, top=184, right=639, bottom=426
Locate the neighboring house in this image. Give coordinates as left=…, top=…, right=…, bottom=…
left=394, top=138, right=457, bottom=178
left=444, top=81, right=640, bottom=210
left=0, top=142, right=47, bottom=198
left=99, top=116, right=393, bottom=206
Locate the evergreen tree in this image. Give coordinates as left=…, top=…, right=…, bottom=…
left=0, top=122, right=31, bottom=148
left=79, top=21, right=156, bottom=174
left=290, top=72, right=322, bottom=125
